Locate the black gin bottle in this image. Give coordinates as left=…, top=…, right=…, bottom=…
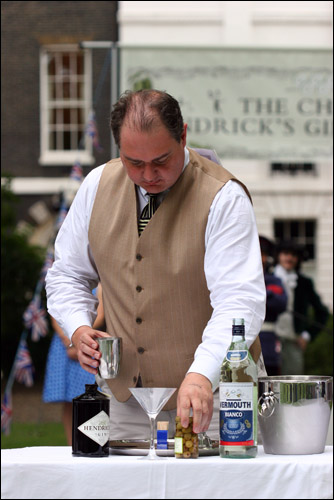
left=72, top=383, right=110, bottom=457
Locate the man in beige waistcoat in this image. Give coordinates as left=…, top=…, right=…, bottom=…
left=46, top=89, right=266, bottom=440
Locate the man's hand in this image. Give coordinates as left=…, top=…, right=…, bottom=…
left=177, top=372, right=213, bottom=434
left=71, top=325, right=111, bottom=374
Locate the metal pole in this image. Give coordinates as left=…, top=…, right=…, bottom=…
left=79, top=41, right=119, bottom=159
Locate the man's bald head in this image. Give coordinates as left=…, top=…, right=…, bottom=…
left=110, top=89, right=184, bottom=148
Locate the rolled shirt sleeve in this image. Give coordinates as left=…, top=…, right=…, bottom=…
left=187, top=180, right=266, bottom=391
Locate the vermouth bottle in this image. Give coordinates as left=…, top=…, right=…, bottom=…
left=219, top=318, right=258, bottom=458
left=72, top=384, right=110, bottom=457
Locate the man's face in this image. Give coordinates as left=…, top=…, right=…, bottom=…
left=119, top=121, right=187, bottom=194
left=278, top=251, right=299, bottom=271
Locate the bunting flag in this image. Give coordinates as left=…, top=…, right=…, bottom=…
left=23, top=297, right=48, bottom=342
left=1, top=390, right=12, bottom=435
left=55, top=202, right=69, bottom=231
left=40, top=247, right=54, bottom=282
left=85, top=110, right=103, bottom=152
left=2, top=105, right=92, bottom=437
left=42, top=247, right=54, bottom=275
left=70, top=161, right=84, bottom=182
left=14, top=340, right=35, bottom=387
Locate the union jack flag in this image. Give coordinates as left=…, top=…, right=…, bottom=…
left=23, top=297, right=48, bottom=342
left=14, top=340, right=35, bottom=387
left=55, top=202, right=69, bottom=231
left=1, top=390, right=12, bottom=435
left=38, top=247, right=54, bottom=285
left=70, top=161, right=83, bottom=182
left=85, top=110, right=103, bottom=152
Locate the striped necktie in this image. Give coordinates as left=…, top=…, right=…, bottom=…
left=138, top=194, right=158, bottom=236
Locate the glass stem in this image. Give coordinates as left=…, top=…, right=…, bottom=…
left=149, top=417, right=156, bottom=457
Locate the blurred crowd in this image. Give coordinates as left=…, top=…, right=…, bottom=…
left=259, top=236, right=329, bottom=377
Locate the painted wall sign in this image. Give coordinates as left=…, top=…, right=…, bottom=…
left=120, top=46, right=332, bottom=160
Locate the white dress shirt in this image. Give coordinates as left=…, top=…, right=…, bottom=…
left=46, top=148, right=266, bottom=390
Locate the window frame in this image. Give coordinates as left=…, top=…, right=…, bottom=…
left=270, top=163, right=317, bottom=176
left=39, top=44, right=94, bottom=166
left=274, top=218, right=317, bottom=261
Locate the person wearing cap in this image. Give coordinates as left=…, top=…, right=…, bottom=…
left=274, top=241, right=329, bottom=375
left=259, top=236, right=288, bottom=375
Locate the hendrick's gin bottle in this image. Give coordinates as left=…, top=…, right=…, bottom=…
left=72, top=383, right=110, bottom=457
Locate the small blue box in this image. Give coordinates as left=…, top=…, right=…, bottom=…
left=157, top=430, right=168, bottom=449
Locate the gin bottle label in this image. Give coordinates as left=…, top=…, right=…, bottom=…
left=219, top=382, right=256, bottom=446
left=77, top=410, right=110, bottom=447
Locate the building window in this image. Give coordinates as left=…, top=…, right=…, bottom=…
left=274, top=219, right=316, bottom=260
left=39, top=45, right=93, bottom=166
left=271, top=163, right=316, bottom=176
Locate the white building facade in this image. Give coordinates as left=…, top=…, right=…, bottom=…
left=118, top=1, right=333, bottom=310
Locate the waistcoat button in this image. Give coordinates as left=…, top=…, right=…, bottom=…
left=136, top=317, right=142, bottom=324
left=136, top=286, right=142, bottom=292
left=136, top=254, right=142, bottom=261
left=137, top=347, right=145, bottom=354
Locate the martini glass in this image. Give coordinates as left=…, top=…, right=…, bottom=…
left=129, top=387, right=176, bottom=460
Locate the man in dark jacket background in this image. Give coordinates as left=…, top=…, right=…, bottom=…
left=259, top=236, right=288, bottom=375
left=274, top=241, right=329, bottom=375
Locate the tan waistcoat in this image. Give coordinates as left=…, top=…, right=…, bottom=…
left=88, top=148, right=261, bottom=409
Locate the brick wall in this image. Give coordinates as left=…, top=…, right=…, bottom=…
left=1, top=1, right=118, bottom=179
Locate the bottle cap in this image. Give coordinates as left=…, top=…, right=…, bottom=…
left=85, top=384, right=98, bottom=392
left=157, top=421, right=169, bottom=430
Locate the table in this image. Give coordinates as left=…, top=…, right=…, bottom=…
left=1, top=446, right=333, bottom=499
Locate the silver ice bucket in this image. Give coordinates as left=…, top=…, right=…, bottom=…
left=258, top=375, right=333, bottom=455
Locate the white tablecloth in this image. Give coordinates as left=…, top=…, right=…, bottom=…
left=1, top=446, right=333, bottom=499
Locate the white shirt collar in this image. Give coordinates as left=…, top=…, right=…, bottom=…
left=274, top=264, right=298, bottom=289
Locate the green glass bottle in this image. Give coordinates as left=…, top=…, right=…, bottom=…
left=219, top=318, right=258, bottom=458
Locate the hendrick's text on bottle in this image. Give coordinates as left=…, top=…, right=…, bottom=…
left=72, top=383, right=110, bottom=457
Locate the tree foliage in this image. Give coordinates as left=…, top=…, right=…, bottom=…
left=1, top=178, right=50, bottom=380
left=304, top=314, right=333, bottom=376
